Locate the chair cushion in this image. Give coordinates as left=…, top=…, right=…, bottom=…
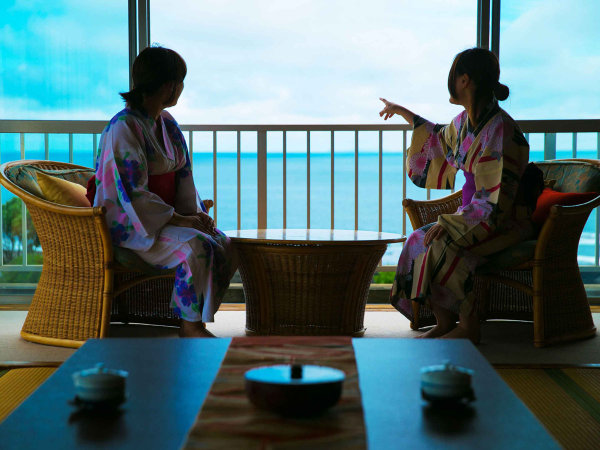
left=36, top=172, right=91, bottom=207
left=531, top=188, right=598, bottom=225
left=5, top=165, right=94, bottom=199
left=535, top=161, right=600, bottom=193
left=113, top=246, right=175, bottom=276
left=477, top=240, right=537, bottom=274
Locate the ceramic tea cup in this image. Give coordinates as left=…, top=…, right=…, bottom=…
left=420, top=360, right=474, bottom=403
left=72, top=363, right=128, bottom=404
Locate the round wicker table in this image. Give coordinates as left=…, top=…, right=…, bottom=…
left=225, top=229, right=406, bottom=336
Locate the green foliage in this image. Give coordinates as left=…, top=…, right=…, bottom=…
left=0, top=251, right=42, bottom=283
left=372, top=271, right=395, bottom=284
left=2, top=197, right=23, bottom=262
left=0, top=269, right=42, bottom=283
left=1, top=197, right=42, bottom=282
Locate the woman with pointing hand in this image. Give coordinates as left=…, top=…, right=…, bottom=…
left=380, top=48, right=534, bottom=343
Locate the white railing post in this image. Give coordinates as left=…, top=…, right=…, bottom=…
left=257, top=130, right=267, bottom=229
left=378, top=130, right=383, bottom=233
left=544, top=132, right=556, bottom=160
left=92, top=134, right=97, bottom=168
left=354, top=130, right=359, bottom=231
left=402, top=130, right=407, bottom=237
left=283, top=131, right=287, bottom=229
left=330, top=130, right=335, bottom=229
left=597, top=132, right=600, bottom=266
left=237, top=131, right=241, bottom=230
left=212, top=131, right=217, bottom=225
left=20, top=133, right=27, bottom=266
left=307, top=131, right=311, bottom=229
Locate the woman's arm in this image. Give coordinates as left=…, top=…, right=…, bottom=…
left=379, top=98, right=460, bottom=190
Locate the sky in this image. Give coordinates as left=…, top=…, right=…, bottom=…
left=0, top=0, right=598, bottom=123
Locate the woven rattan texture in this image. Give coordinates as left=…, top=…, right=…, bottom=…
left=112, top=272, right=179, bottom=326
left=404, top=191, right=463, bottom=232
left=482, top=270, right=533, bottom=319
left=535, top=204, right=596, bottom=345
left=22, top=203, right=107, bottom=342
left=238, top=242, right=386, bottom=336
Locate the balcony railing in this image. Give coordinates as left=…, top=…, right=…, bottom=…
left=1, top=119, right=599, bottom=276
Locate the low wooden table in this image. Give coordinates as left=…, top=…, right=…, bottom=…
left=0, top=338, right=557, bottom=449
left=225, top=229, right=405, bottom=336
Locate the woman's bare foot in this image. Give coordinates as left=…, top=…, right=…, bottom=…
left=440, top=325, right=480, bottom=345
left=179, top=320, right=216, bottom=338
left=416, top=303, right=458, bottom=339
left=416, top=323, right=456, bottom=339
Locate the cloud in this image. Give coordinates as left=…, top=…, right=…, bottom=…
left=4, top=0, right=595, bottom=123
left=499, top=0, right=600, bottom=119
left=153, top=0, right=475, bottom=124
left=0, top=94, right=110, bottom=120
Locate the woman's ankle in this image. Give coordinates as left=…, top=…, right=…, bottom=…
left=179, top=320, right=215, bottom=338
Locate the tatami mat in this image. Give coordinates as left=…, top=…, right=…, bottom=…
left=498, top=368, right=600, bottom=449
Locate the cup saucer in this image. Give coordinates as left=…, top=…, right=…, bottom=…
left=70, top=394, right=126, bottom=411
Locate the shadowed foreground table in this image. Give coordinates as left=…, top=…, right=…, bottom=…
left=0, top=338, right=557, bottom=449
left=225, top=229, right=405, bottom=336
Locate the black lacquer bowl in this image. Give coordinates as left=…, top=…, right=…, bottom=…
left=244, top=364, right=345, bottom=417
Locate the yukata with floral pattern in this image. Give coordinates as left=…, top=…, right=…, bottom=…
left=94, top=108, right=235, bottom=323
left=391, top=101, right=532, bottom=319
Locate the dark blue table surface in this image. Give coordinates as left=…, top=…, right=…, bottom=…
left=0, top=338, right=557, bottom=449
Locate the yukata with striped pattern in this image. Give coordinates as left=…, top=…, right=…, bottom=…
left=94, top=108, right=236, bottom=323
left=391, top=101, right=533, bottom=319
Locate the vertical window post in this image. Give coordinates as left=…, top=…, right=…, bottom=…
left=491, top=0, right=501, bottom=58
left=477, top=0, right=490, bottom=49
left=128, top=0, right=138, bottom=89
left=128, top=0, right=151, bottom=88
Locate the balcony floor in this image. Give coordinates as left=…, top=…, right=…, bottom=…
left=1, top=310, right=600, bottom=366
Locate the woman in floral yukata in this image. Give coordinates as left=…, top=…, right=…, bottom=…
left=92, top=46, right=236, bottom=337
left=379, top=48, right=533, bottom=343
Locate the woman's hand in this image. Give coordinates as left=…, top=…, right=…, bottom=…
left=195, top=211, right=216, bottom=234
left=423, top=223, right=446, bottom=246
left=379, top=98, right=416, bottom=125
left=379, top=98, right=401, bottom=120
left=169, top=211, right=216, bottom=235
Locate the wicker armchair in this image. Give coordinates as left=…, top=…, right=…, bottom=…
left=402, top=159, right=600, bottom=347
left=0, top=160, right=212, bottom=348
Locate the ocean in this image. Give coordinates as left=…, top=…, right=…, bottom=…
left=1, top=146, right=598, bottom=266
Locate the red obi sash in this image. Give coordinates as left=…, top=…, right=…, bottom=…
left=86, top=172, right=176, bottom=207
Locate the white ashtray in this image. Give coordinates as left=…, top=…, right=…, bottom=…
left=72, top=363, right=128, bottom=407
left=420, top=360, right=475, bottom=405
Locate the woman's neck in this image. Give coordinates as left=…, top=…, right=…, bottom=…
left=141, top=97, right=164, bottom=121
left=465, top=98, right=489, bottom=129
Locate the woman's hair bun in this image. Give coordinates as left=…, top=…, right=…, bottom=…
left=494, top=82, right=509, bottom=101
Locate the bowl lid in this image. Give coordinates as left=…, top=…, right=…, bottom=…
left=245, top=364, right=345, bottom=385
left=72, top=363, right=128, bottom=385
left=420, top=360, right=473, bottom=385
